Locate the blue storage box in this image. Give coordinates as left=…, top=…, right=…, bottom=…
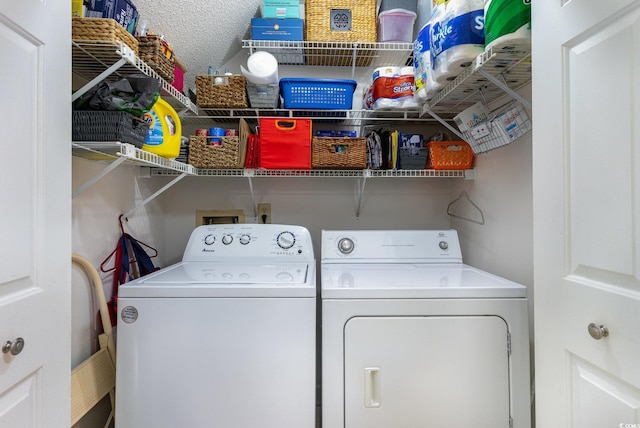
left=280, top=78, right=357, bottom=109
left=263, top=0, right=300, bottom=18
left=251, top=18, right=304, bottom=40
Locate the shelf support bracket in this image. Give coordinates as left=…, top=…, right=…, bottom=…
left=355, top=170, right=371, bottom=218
left=423, top=110, right=467, bottom=141
left=476, top=69, right=532, bottom=110
left=72, top=156, right=128, bottom=198
left=244, top=169, right=258, bottom=218
left=122, top=172, right=188, bottom=219
left=351, top=43, right=358, bottom=80
left=72, top=57, right=128, bottom=102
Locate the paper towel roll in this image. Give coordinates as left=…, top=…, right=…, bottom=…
left=373, top=66, right=402, bottom=81
left=484, top=0, right=531, bottom=52
left=413, top=23, right=430, bottom=102
left=241, top=51, right=279, bottom=85
left=430, top=0, right=485, bottom=84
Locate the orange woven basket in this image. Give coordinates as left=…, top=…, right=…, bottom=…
left=426, top=141, right=474, bottom=170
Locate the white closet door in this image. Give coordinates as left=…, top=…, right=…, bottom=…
left=533, top=0, right=640, bottom=426
left=344, top=316, right=510, bottom=428
left=0, top=1, right=71, bottom=426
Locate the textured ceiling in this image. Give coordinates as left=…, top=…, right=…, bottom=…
left=133, top=0, right=263, bottom=92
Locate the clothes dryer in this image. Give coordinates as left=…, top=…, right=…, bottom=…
left=115, top=224, right=316, bottom=428
left=321, top=229, right=530, bottom=428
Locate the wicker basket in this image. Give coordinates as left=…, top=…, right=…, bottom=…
left=426, top=141, right=474, bottom=170
left=72, top=110, right=148, bottom=148
left=305, top=0, right=377, bottom=66
left=312, top=137, right=367, bottom=169
left=195, top=75, right=248, bottom=109
left=136, top=35, right=175, bottom=83
left=72, top=18, right=138, bottom=55
left=188, top=136, right=246, bottom=168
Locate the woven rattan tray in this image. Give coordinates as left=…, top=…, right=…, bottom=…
left=137, top=35, right=175, bottom=82
left=195, top=75, right=248, bottom=109
left=72, top=18, right=138, bottom=55
left=312, top=137, right=367, bottom=169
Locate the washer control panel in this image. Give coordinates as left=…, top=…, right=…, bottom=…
left=322, top=229, right=463, bottom=263
left=183, top=224, right=314, bottom=262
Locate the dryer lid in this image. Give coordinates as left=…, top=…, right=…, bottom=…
left=321, top=263, right=526, bottom=299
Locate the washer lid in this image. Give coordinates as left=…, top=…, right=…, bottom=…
left=321, top=263, right=526, bottom=299
left=119, top=261, right=315, bottom=298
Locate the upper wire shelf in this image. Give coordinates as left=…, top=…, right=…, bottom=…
left=241, top=40, right=414, bottom=67
left=72, top=40, right=198, bottom=115
left=422, top=43, right=532, bottom=117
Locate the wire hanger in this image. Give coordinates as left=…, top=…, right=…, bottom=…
left=447, top=191, right=485, bottom=225
left=100, top=215, right=158, bottom=273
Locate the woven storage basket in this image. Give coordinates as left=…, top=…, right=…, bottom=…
left=72, top=110, right=148, bottom=148
left=426, top=141, right=474, bottom=170
left=72, top=18, right=138, bottom=55
left=136, top=35, right=175, bottom=82
left=188, top=136, right=246, bottom=168
left=195, top=75, right=248, bottom=109
left=305, top=0, right=377, bottom=66
left=312, top=137, right=367, bottom=169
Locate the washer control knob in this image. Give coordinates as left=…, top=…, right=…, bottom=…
left=439, top=241, right=448, bottom=250
left=277, top=232, right=296, bottom=249
left=588, top=323, right=609, bottom=340
left=204, top=234, right=216, bottom=245
left=338, top=238, right=355, bottom=254
left=239, top=234, right=251, bottom=245
left=2, top=337, right=24, bottom=356
left=221, top=234, right=233, bottom=245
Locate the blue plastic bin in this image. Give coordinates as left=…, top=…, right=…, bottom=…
left=280, top=78, right=357, bottom=109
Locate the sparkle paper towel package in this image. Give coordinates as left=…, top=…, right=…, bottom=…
left=430, top=0, right=485, bottom=84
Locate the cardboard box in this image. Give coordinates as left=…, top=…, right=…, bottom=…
left=251, top=18, right=304, bottom=40
left=251, top=18, right=304, bottom=64
left=263, top=0, right=300, bottom=18
left=85, top=0, right=139, bottom=35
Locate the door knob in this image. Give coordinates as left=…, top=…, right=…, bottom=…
left=588, top=323, right=609, bottom=340
left=2, top=337, right=25, bottom=356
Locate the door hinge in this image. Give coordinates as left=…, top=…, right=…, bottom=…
left=509, top=416, right=513, bottom=428
left=507, top=331, right=512, bottom=356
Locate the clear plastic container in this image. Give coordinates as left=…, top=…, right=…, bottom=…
left=377, top=9, right=417, bottom=43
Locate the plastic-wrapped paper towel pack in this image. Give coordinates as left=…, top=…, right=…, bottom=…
left=413, top=23, right=444, bottom=102
left=241, top=51, right=279, bottom=85
left=364, top=66, right=419, bottom=110
left=484, top=0, right=531, bottom=51
left=430, top=0, right=485, bottom=84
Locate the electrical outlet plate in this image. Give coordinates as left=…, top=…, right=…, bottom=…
left=257, top=203, right=271, bottom=224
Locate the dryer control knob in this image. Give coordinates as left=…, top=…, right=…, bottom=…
left=439, top=241, right=448, bottom=250
left=338, top=238, right=355, bottom=254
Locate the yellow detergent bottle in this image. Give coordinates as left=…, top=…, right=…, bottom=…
left=142, top=96, right=182, bottom=159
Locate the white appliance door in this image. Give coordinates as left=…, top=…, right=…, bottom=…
left=0, top=1, right=71, bottom=426
left=533, top=0, right=640, bottom=426
left=115, top=297, right=316, bottom=428
left=344, top=316, right=510, bottom=428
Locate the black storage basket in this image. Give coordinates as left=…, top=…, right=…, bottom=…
left=72, top=110, right=148, bottom=148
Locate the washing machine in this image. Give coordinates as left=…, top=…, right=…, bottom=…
left=321, top=229, right=531, bottom=428
left=115, top=224, right=316, bottom=428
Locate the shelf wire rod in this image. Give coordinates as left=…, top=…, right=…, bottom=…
left=72, top=57, right=127, bottom=101
left=244, top=169, right=258, bottom=218
left=355, top=170, right=370, bottom=218
left=122, top=172, right=188, bottom=219
left=423, top=110, right=466, bottom=141
left=72, top=156, right=128, bottom=198
left=476, top=69, right=532, bottom=110
left=351, top=43, right=358, bottom=80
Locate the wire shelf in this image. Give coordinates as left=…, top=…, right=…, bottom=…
left=72, top=40, right=198, bottom=115
left=242, top=40, right=413, bottom=67
left=150, top=168, right=467, bottom=178
left=422, top=43, right=532, bottom=116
